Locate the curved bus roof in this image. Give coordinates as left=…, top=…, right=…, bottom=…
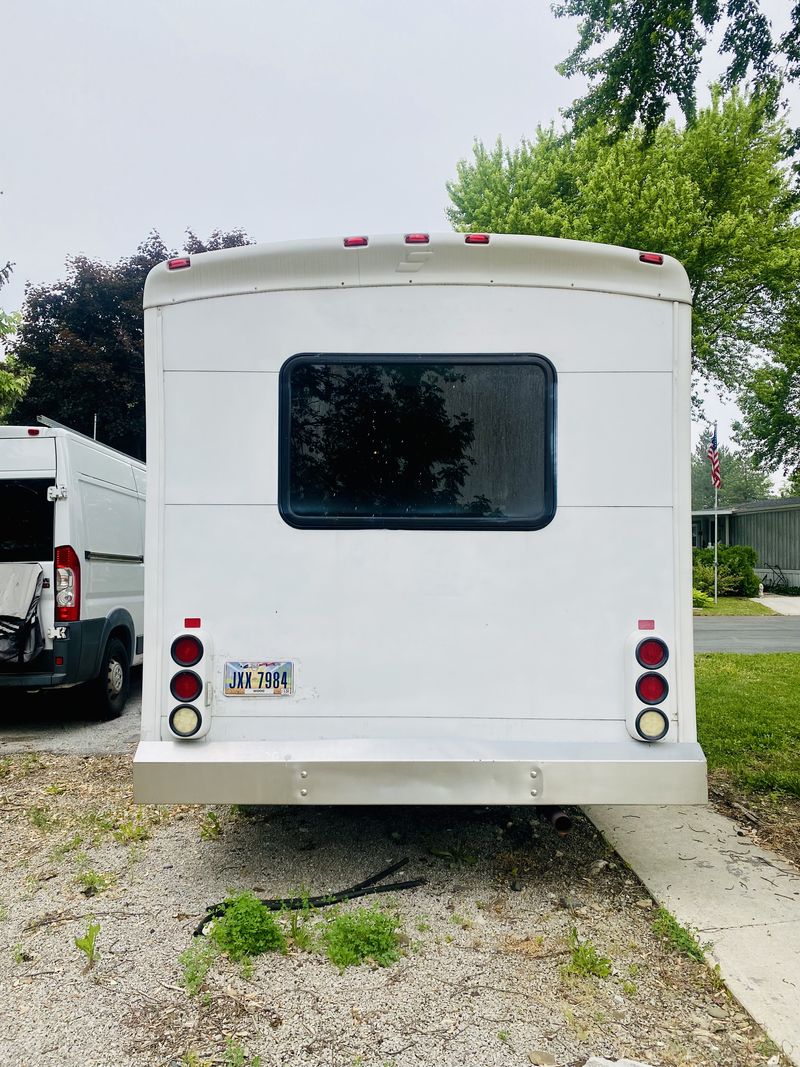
left=143, top=232, right=692, bottom=310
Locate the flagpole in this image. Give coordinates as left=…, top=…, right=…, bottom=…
left=714, top=482, right=719, bottom=603
left=713, top=421, right=719, bottom=604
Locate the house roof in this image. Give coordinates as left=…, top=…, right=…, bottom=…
left=692, top=496, right=800, bottom=518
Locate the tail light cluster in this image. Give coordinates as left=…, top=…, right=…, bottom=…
left=167, top=627, right=212, bottom=739
left=626, top=631, right=671, bottom=742
left=55, top=545, right=81, bottom=622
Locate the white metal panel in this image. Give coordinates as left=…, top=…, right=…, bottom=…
left=557, top=372, right=673, bottom=507
left=161, top=285, right=674, bottom=375
left=163, top=372, right=277, bottom=504
left=157, top=504, right=675, bottom=734
left=0, top=436, right=56, bottom=475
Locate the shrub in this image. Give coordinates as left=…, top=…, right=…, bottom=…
left=211, top=893, right=286, bottom=961
left=321, top=907, right=402, bottom=970
left=692, top=544, right=759, bottom=597
left=692, top=588, right=713, bottom=608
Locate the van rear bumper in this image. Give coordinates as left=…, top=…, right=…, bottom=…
left=133, top=738, right=707, bottom=806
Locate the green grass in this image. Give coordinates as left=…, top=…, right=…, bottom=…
left=695, top=653, right=800, bottom=797
left=694, top=597, right=775, bottom=616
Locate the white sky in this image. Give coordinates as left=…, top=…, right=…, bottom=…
left=2, top=0, right=796, bottom=461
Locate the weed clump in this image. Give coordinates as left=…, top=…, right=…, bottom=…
left=652, top=907, right=708, bottom=962
left=180, top=939, right=218, bottom=995
left=565, top=927, right=612, bottom=978
left=211, top=893, right=286, bottom=961
left=322, top=906, right=401, bottom=970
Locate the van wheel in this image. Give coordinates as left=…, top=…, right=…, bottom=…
left=91, top=638, right=130, bottom=719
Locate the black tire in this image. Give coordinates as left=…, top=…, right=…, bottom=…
left=90, top=637, right=130, bottom=720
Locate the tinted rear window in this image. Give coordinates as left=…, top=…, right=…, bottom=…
left=279, top=354, right=556, bottom=529
left=0, top=479, right=55, bottom=562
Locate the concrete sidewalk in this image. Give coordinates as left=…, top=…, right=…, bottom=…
left=585, top=804, right=800, bottom=1066
left=759, top=595, right=800, bottom=616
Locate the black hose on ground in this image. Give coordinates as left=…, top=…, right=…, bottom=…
left=193, top=857, right=426, bottom=936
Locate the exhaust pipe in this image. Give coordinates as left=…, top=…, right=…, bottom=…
left=538, top=806, right=573, bottom=836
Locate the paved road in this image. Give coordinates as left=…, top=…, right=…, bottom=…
left=0, top=668, right=141, bottom=756
left=694, top=615, right=800, bottom=653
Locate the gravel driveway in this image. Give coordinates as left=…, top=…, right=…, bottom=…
left=0, top=754, right=784, bottom=1067
left=0, top=669, right=141, bottom=756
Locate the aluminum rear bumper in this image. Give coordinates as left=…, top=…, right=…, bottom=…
left=133, top=738, right=707, bottom=806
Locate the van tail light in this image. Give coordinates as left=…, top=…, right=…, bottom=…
left=171, top=635, right=204, bottom=667
left=636, top=672, right=669, bottom=705
left=636, top=637, right=669, bottom=669
left=55, top=545, right=81, bottom=622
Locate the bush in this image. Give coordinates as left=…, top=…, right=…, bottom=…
left=211, top=893, right=286, bottom=961
left=692, top=588, right=713, bottom=608
left=692, top=544, right=759, bottom=597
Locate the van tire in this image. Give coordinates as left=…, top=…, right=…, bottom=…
left=91, top=637, right=130, bottom=719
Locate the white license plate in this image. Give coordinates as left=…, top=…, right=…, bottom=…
left=223, top=661, right=294, bottom=697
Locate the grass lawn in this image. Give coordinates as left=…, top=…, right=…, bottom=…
left=694, top=597, right=776, bottom=616
left=695, top=653, right=800, bottom=797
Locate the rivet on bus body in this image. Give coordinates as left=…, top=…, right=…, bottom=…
left=300, top=789, right=308, bottom=797
left=300, top=770, right=308, bottom=778
left=530, top=790, right=538, bottom=797
left=530, top=770, right=538, bottom=778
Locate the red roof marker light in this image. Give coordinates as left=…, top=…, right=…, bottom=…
left=167, top=257, right=191, bottom=270
left=343, top=236, right=368, bottom=248
left=184, top=618, right=201, bottom=628
left=639, top=252, right=664, bottom=265
left=405, top=233, right=430, bottom=244
left=465, top=233, right=490, bottom=244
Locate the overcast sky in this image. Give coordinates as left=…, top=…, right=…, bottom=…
left=2, top=0, right=796, bottom=454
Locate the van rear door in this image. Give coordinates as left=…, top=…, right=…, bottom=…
left=0, top=436, right=57, bottom=649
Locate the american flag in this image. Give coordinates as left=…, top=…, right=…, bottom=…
left=707, top=427, right=722, bottom=489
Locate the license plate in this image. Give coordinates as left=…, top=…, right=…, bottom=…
left=223, top=661, right=294, bottom=697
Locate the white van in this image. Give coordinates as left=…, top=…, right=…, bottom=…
left=0, top=419, right=145, bottom=716
left=134, top=233, right=706, bottom=806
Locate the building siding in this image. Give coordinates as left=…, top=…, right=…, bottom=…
left=731, top=509, right=800, bottom=571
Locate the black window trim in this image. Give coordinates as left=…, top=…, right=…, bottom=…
left=278, top=352, right=557, bottom=531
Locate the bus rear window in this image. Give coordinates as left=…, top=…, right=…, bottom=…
left=279, top=354, right=556, bottom=529
left=0, top=479, right=56, bottom=562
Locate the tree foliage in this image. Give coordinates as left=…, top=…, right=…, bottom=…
left=553, top=0, right=799, bottom=138
left=8, top=229, right=253, bottom=458
left=691, top=433, right=772, bottom=509
left=734, top=308, right=800, bottom=482
left=446, top=91, right=800, bottom=392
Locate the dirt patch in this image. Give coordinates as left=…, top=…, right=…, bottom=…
left=708, top=769, right=800, bottom=872
left=0, top=754, right=789, bottom=1067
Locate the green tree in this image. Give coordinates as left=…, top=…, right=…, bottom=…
left=9, top=229, right=252, bottom=458
left=0, top=246, right=31, bottom=420
left=691, top=434, right=772, bottom=509
left=735, top=309, right=800, bottom=483
left=552, top=0, right=799, bottom=138
left=446, top=91, right=800, bottom=392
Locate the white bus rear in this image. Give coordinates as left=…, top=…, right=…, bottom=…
left=134, top=233, right=706, bottom=806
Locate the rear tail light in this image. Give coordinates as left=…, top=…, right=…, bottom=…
left=171, top=635, right=203, bottom=667
left=465, top=233, right=490, bottom=244
left=636, top=672, right=668, bottom=705
left=169, top=705, right=202, bottom=738
left=55, top=545, right=81, bottom=622
left=635, top=708, right=669, bottom=741
left=636, top=638, right=668, bottom=669
left=170, top=671, right=203, bottom=702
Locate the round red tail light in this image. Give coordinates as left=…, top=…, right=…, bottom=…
left=636, top=638, right=668, bottom=669
left=636, top=672, right=669, bottom=705
left=171, top=635, right=203, bottom=667
left=170, top=670, right=203, bottom=702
